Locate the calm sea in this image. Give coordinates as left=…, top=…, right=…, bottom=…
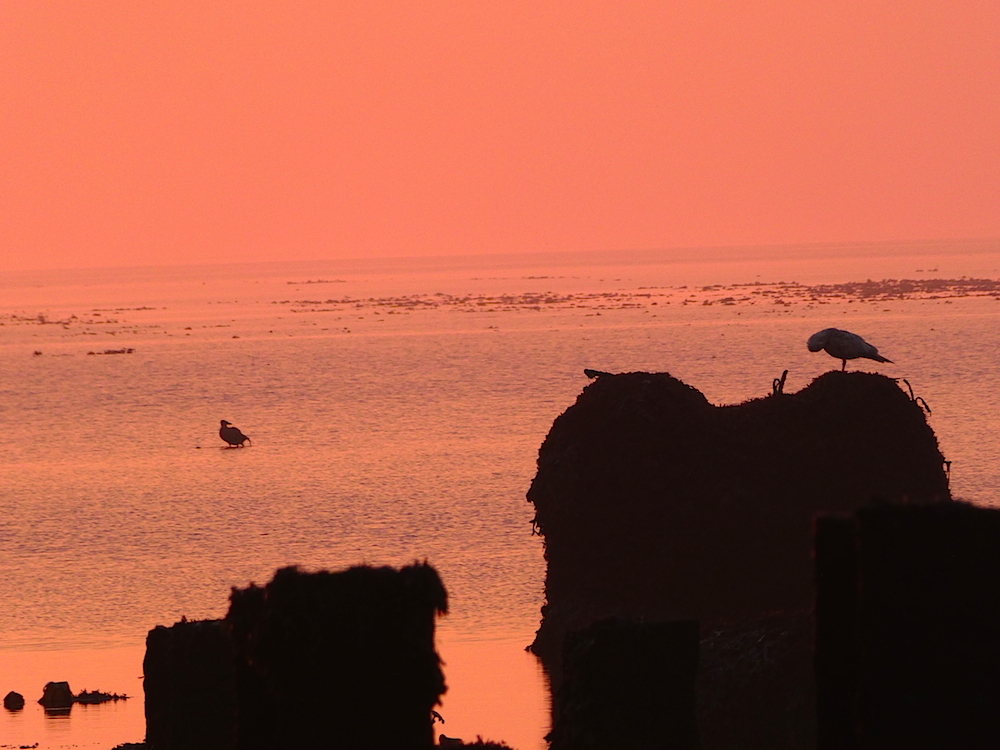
left=1, top=242, right=998, bottom=749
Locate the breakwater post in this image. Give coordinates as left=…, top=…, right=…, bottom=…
left=548, top=618, right=700, bottom=750
left=815, top=503, right=1000, bottom=749
left=144, top=619, right=237, bottom=750
left=143, top=562, right=448, bottom=750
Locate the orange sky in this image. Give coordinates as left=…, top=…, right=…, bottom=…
left=2, top=1, right=998, bottom=272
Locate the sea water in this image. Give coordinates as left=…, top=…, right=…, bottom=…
left=1, top=242, right=998, bottom=749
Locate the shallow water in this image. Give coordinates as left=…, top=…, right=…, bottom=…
left=1, top=243, right=998, bottom=749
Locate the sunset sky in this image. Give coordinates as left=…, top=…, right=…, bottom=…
left=2, top=1, right=998, bottom=272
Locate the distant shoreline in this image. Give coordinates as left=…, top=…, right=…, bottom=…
left=3, top=236, right=997, bottom=283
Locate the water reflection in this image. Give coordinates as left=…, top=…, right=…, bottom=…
left=0, top=646, right=145, bottom=749
left=1, top=250, right=998, bottom=749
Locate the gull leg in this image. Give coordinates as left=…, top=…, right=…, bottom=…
left=841, top=359, right=847, bottom=371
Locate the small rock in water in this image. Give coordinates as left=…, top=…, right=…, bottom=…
left=3, top=690, right=25, bottom=710
left=38, top=681, right=73, bottom=709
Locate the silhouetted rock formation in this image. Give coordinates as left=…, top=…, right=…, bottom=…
left=144, top=618, right=238, bottom=750
left=816, top=503, right=1000, bottom=749
left=548, top=619, right=700, bottom=750
left=227, top=563, right=447, bottom=750
left=38, top=681, right=73, bottom=709
left=38, top=682, right=73, bottom=713
left=3, top=691, right=24, bottom=710
left=527, top=371, right=949, bottom=748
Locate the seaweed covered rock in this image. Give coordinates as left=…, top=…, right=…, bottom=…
left=38, top=681, right=74, bottom=710
left=438, top=737, right=516, bottom=749
left=75, top=689, right=128, bottom=704
left=528, top=371, right=949, bottom=666
left=227, top=563, right=448, bottom=750
left=528, top=371, right=949, bottom=748
left=438, top=734, right=513, bottom=750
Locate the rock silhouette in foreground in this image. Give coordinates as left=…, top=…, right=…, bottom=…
left=527, top=371, right=950, bottom=748
left=143, top=563, right=448, bottom=750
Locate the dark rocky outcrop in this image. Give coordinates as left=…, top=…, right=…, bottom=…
left=38, top=681, right=74, bottom=709
left=527, top=371, right=950, bottom=748
left=816, top=503, right=1000, bottom=749
left=3, top=691, right=24, bottom=710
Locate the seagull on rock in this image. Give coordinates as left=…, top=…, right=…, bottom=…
left=807, top=328, right=893, bottom=371
left=219, top=420, right=251, bottom=447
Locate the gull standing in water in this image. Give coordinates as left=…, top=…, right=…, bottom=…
left=807, top=328, right=893, bottom=371
left=219, top=420, right=252, bottom=447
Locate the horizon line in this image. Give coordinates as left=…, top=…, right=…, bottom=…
left=4, top=236, right=998, bottom=278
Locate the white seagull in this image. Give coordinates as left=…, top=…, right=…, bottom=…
left=807, top=328, right=893, bottom=371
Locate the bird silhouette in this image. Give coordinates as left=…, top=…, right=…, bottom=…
left=219, top=420, right=251, bottom=447
left=807, top=328, right=893, bottom=371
